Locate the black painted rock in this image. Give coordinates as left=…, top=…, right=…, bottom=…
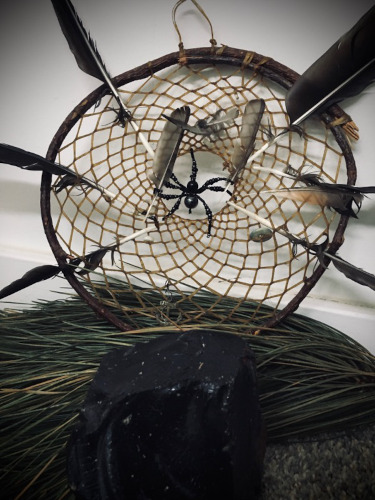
left=67, top=330, right=266, bottom=499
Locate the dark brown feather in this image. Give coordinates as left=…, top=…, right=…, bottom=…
left=76, top=248, right=109, bottom=275
left=51, top=0, right=108, bottom=81
left=325, top=253, right=375, bottom=291
left=51, top=0, right=131, bottom=124
left=0, top=143, right=103, bottom=194
left=293, top=237, right=375, bottom=291
left=285, top=165, right=322, bottom=186
left=1, top=143, right=75, bottom=176
left=0, top=265, right=60, bottom=300
left=0, top=248, right=112, bottom=300
left=286, top=6, right=375, bottom=124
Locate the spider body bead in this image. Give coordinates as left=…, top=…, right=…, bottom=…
left=157, top=148, right=232, bottom=237
left=185, top=180, right=199, bottom=211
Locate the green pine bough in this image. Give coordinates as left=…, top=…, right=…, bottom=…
left=1, top=281, right=374, bottom=499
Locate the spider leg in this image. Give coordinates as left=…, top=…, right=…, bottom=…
left=196, top=177, right=233, bottom=197
left=203, top=185, right=233, bottom=197
left=196, top=194, right=213, bottom=237
left=158, top=193, right=183, bottom=201
left=189, top=148, right=199, bottom=182
left=197, top=176, right=230, bottom=192
left=163, top=180, right=183, bottom=190
left=162, top=195, right=184, bottom=220
left=154, top=179, right=186, bottom=197
left=168, top=172, right=186, bottom=190
left=153, top=173, right=186, bottom=194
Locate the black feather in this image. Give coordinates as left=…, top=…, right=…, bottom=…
left=0, top=143, right=104, bottom=194
left=286, top=5, right=375, bottom=124
left=75, top=248, right=109, bottom=275
left=327, top=253, right=375, bottom=291
left=53, top=175, right=85, bottom=193
left=293, top=237, right=375, bottom=291
left=0, top=246, right=118, bottom=300
left=51, top=0, right=108, bottom=80
left=285, top=165, right=322, bottom=186
left=0, top=143, right=75, bottom=176
left=51, top=0, right=131, bottom=124
left=0, top=265, right=60, bottom=300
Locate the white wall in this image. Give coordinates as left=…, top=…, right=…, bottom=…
left=0, top=0, right=374, bottom=352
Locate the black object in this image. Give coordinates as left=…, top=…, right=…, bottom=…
left=157, top=149, right=232, bottom=237
left=285, top=5, right=375, bottom=124
left=67, top=330, right=265, bottom=499
left=0, top=264, right=60, bottom=300
left=51, top=0, right=131, bottom=126
left=0, top=143, right=100, bottom=191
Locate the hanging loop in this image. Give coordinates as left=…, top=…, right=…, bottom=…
left=172, top=0, right=217, bottom=54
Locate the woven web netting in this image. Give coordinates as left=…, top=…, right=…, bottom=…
left=49, top=61, right=347, bottom=327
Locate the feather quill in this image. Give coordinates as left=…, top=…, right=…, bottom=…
left=0, top=143, right=107, bottom=195
left=231, top=99, right=265, bottom=180
left=286, top=5, right=375, bottom=125
left=265, top=184, right=375, bottom=217
left=150, top=106, right=190, bottom=189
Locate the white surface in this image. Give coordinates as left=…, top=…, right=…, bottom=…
left=0, top=0, right=374, bottom=352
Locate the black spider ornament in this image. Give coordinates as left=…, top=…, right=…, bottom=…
left=157, top=148, right=232, bottom=237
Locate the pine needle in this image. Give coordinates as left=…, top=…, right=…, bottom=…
left=1, top=282, right=374, bottom=498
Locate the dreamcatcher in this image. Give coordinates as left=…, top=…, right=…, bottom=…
left=1, top=3, right=375, bottom=498
left=1, top=0, right=375, bottom=333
